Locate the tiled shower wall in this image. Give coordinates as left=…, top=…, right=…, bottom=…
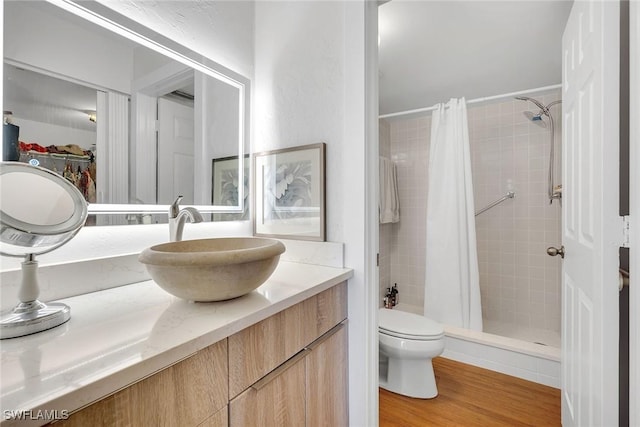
left=379, top=89, right=562, bottom=333
left=379, top=119, right=392, bottom=307
left=380, top=115, right=432, bottom=310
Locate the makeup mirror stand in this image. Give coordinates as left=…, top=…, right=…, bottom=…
left=0, top=253, right=71, bottom=339
left=0, top=162, right=88, bottom=339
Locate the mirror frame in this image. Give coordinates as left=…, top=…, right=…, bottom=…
left=44, top=0, right=250, bottom=215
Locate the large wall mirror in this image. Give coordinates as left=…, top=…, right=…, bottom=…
left=3, top=1, right=250, bottom=225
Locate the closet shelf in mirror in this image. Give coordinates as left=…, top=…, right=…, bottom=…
left=17, top=151, right=96, bottom=204
left=19, top=151, right=92, bottom=162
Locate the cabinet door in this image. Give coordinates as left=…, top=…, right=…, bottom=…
left=59, top=340, right=228, bottom=427
left=306, top=323, right=348, bottom=427
left=229, top=351, right=307, bottom=427
left=228, top=282, right=347, bottom=398
left=197, top=406, right=228, bottom=427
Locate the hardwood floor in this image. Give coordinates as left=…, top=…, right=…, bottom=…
left=379, top=357, right=561, bottom=427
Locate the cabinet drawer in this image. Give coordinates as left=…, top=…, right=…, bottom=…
left=230, top=322, right=348, bottom=427
left=58, top=339, right=228, bottom=427
left=229, top=350, right=307, bottom=427
left=306, top=323, right=348, bottom=426
left=197, top=405, right=228, bottom=427
left=228, top=282, right=347, bottom=398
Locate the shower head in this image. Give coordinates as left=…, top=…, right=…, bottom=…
left=523, top=110, right=547, bottom=128
left=516, top=95, right=553, bottom=128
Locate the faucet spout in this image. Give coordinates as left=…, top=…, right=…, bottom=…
left=168, top=196, right=204, bottom=241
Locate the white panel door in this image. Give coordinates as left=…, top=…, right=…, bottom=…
left=561, top=1, right=620, bottom=426
left=157, top=98, right=195, bottom=204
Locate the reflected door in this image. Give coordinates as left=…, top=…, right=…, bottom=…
left=157, top=98, right=195, bottom=204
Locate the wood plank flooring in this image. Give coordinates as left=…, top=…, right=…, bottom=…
left=379, top=357, right=561, bottom=427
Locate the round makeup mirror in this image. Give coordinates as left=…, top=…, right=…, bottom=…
left=0, top=162, right=88, bottom=339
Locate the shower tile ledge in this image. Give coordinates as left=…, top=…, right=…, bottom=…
left=392, top=303, right=560, bottom=361
left=444, top=324, right=561, bottom=361
left=0, top=261, right=353, bottom=427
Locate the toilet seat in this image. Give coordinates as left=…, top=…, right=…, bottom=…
left=379, top=308, right=444, bottom=340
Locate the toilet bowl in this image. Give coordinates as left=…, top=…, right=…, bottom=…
left=378, top=308, right=445, bottom=399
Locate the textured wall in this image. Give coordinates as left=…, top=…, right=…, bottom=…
left=253, top=1, right=347, bottom=242
left=99, top=0, right=255, bottom=79
left=253, top=3, right=371, bottom=425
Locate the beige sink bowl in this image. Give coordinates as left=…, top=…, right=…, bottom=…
left=139, top=237, right=286, bottom=302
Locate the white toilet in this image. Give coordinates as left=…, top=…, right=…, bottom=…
left=378, top=308, right=445, bottom=399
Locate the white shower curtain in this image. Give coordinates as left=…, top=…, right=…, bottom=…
left=424, top=98, right=482, bottom=331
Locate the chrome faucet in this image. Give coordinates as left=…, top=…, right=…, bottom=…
left=169, top=196, right=204, bottom=242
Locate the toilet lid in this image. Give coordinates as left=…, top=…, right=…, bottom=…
left=378, top=308, right=444, bottom=339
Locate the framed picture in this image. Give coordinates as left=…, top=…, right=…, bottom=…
left=254, top=143, right=326, bottom=241
left=212, top=155, right=250, bottom=221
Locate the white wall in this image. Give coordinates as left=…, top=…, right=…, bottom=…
left=99, top=0, right=255, bottom=80
left=253, top=1, right=345, bottom=240
left=254, top=1, right=374, bottom=425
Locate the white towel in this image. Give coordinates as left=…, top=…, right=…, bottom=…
left=379, top=157, right=400, bottom=223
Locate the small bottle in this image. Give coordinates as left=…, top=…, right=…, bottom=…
left=391, top=284, right=399, bottom=307
left=384, top=288, right=393, bottom=309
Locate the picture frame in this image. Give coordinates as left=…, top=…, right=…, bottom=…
left=254, top=143, right=326, bottom=241
left=211, top=154, right=250, bottom=221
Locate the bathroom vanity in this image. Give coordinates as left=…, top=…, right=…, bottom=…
left=0, top=262, right=352, bottom=427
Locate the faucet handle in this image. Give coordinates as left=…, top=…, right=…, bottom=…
left=170, top=195, right=184, bottom=218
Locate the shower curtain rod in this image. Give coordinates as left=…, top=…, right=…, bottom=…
left=379, top=83, right=562, bottom=119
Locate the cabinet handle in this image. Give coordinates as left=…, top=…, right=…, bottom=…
left=305, top=322, right=346, bottom=352
left=251, top=348, right=309, bottom=391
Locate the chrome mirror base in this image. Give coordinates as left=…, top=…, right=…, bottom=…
left=0, top=300, right=70, bottom=339
left=0, top=255, right=71, bottom=339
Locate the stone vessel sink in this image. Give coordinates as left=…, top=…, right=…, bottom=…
left=139, top=237, right=286, bottom=302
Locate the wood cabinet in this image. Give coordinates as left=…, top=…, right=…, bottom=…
left=56, top=282, right=348, bottom=427
left=229, top=351, right=307, bottom=426
left=58, top=339, right=228, bottom=427
left=197, top=406, right=228, bottom=427
left=228, top=282, right=347, bottom=398
left=306, top=323, right=348, bottom=426
left=229, top=323, right=348, bottom=427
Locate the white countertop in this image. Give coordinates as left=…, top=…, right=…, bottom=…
left=0, top=261, right=353, bottom=426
